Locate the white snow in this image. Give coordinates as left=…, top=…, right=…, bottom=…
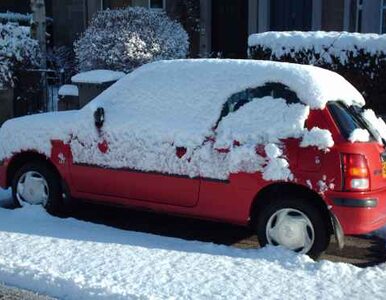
left=71, top=70, right=126, bottom=84
left=0, top=189, right=385, bottom=299
left=349, top=129, right=370, bottom=143
left=248, top=31, right=386, bottom=65
left=0, top=59, right=365, bottom=180
left=215, top=97, right=309, bottom=147
left=362, top=109, right=386, bottom=143
left=0, top=23, right=41, bottom=88
left=74, top=7, right=189, bottom=73
left=58, top=84, right=79, bottom=97
left=0, top=111, right=81, bottom=158
left=301, top=127, right=334, bottom=150
left=263, top=143, right=293, bottom=181
left=0, top=11, right=31, bottom=23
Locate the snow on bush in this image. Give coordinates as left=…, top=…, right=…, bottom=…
left=74, top=7, right=189, bottom=73
left=0, top=23, right=41, bottom=89
left=0, top=59, right=363, bottom=181
left=248, top=31, right=386, bottom=114
left=0, top=11, right=31, bottom=24
left=248, top=31, right=386, bottom=65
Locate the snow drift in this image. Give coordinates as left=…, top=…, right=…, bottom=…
left=0, top=189, right=384, bottom=300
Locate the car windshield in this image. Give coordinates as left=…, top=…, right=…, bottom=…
left=327, top=101, right=382, bottom=142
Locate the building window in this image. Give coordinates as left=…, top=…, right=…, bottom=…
left=381, top=0, right=386, bottom=33
left=355, top=0, right=363, bottom=32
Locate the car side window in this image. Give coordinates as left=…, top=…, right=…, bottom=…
left=215, top=82, right=301, bottom=128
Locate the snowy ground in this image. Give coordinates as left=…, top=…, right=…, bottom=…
left=0, top=188, right=385, bottom=300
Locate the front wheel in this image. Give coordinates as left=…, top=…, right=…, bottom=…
left=256, top=197, right=330, bottom=259
left=12, top=162, right=65, bottom=215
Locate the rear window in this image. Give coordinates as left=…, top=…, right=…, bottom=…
left=327, top=102, right=377, bottom=141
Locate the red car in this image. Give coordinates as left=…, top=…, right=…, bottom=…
left=1, top=59, right=385, bottom=258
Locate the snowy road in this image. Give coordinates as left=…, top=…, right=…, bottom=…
left=0, top=188, right=385, bottom=300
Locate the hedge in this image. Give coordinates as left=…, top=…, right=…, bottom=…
left=248, top=31, right=386, bottom=114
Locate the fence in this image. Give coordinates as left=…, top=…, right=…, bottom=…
left=13, top=68, right=65, bottom=117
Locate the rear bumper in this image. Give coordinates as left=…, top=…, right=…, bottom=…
left=327, top=188, right=386, bottom=235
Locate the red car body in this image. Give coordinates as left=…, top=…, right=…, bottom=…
left=1, top=106, right=385, bottom=237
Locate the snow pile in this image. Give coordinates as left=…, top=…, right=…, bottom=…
left=0, top=189, right=385, bottom=299
left=74, top=7, right=189, bottom=73
left=0, top=59, right=360, bottom=180
left=362, top=109, right=386, bottom=142
left=215, top=97, right=309, bottom=147
left=301, top=127, right=334, bottom=150
left=0, top=23, right=41, bottom=88
left=71, top=70, right=125, bottom=84
left=263, top=144, right=293, bottom=181
left=58, top=85, right=79, bottom=97
left=248, top=31, right=386, bottom=65
left=349, top=129, right=370, bottom=143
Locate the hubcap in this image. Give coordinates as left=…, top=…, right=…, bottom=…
left=266, top=208, right=315, bottom=254
left=16, top=171, right=49, bottom=206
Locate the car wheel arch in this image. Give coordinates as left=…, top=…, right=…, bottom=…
left=6, top=151, right=60, bottom=188
left=249, top=182, right=333, bottom=234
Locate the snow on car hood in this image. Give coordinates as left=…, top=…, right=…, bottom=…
left=0, top=111, right=83, bottom=159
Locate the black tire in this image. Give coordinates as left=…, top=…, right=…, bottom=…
left=255, top=196, right=331, bottom=259
left=12, top=162, right=65, bottom=216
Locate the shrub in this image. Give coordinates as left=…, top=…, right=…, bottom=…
left=0, top=23, right=41, bottom=89
left=248, top=31, right=386, bottom=113
left=74, top=7, right=189, bottom=73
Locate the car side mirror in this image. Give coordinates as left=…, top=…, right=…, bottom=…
left=94, top=107, right=105, bottom=129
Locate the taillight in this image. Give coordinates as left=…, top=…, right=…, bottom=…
left=341, top=153, right=370, bottom=191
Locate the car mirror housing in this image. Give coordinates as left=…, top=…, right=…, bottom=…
left=94, top=107, right=105, bottom=129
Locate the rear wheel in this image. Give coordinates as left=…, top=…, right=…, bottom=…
left=256, top=196, right=330, bottom=259
left=12, top=162, right=65, bottom=215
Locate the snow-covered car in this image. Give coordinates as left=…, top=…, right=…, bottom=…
left=1, top=59, right=386, bottom=258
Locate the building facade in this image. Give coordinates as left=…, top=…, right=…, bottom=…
left=1, top=0, right=386, bottom=58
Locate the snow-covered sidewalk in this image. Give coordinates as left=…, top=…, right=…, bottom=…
left=0, top=189, right=385, bottom=300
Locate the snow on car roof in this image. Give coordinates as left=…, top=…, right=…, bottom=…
left=86, top=59, right=364, bottom=147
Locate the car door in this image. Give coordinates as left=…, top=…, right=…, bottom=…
left=69, top=111, right=200, bottom=208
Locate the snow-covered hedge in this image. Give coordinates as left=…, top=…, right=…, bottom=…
left=248, top=31, right=386, bottom=113
left=74, top=7, right=189, bottom=73
left=0, top=23, right=41, bottom=89
left=0, top=11, right=31, bottom=24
